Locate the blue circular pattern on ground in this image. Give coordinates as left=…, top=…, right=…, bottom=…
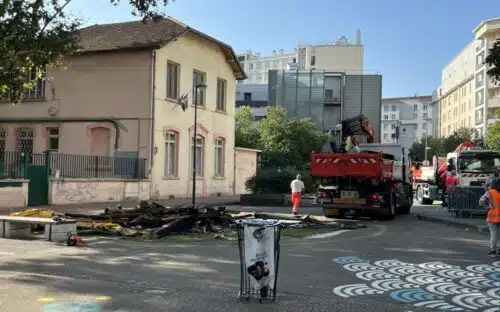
left=43, top=300, right=101, bottom=312
left=490, top=272, right=500, bottom=281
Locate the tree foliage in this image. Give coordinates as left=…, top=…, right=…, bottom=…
left=486, top=121, right=500, bottom=151
left=234, top=105, right=260, bottom=149
left=0, top=0, right=172, bottom=103
left=259, top=106, right=327, bottom=169
left=234, top=105, right=327, bottom=170
left=486, top=39, right=500, bottom=84
left=409, top=127, right=486, bottom=164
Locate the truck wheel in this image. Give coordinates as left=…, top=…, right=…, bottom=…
left=416, top=186, right=424, bottom=205
left=382, top=192, right=396, bottom=220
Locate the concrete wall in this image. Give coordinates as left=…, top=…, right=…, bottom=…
left=0, top=180, right=29, bottom=208
left=49, top=178, right=150, bottom=205
left=234, top=147, right=260, bottom=195
left=151, top=32, right=237, bottom=199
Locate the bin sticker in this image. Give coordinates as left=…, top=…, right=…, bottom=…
left=244, top=226, right=275, bottom=292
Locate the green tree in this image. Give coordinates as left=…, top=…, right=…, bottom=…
left=259, top=106, right=327, bottom=169
left=486, top=121, right=500, bottom=151
left=409, top=136, right=443, bottom=164
left=0, top=0, right=171, bottom=103
left=486, top=39, right=500, bottom=84
left=442, top=127, right=482, bottom=153
left=234, top=105, right=260, bottom=149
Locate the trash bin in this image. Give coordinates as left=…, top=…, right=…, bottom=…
left=236, top=219, right=282, bottom=302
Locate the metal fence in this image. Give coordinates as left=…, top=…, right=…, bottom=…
left=0, top=151, right=147, bottom=179
left=447, top=186, right=486, bottom=218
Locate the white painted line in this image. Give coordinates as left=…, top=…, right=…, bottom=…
left=307, top=230, right=351, bottom=239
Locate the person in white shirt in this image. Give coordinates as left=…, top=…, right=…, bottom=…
left=290, top=174, right=305, bottom=215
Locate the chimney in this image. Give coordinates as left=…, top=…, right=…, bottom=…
left=356, top=30, right=362, bottom=45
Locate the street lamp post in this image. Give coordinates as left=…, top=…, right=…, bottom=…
left=192, top=82, right=207, bottom=205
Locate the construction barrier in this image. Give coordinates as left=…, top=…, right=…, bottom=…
left=447, top=186, right=486, bottom=218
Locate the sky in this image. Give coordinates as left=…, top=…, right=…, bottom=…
left=68, top=0, right=500, bottom=98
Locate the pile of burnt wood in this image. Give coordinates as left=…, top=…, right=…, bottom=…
left=65, top=201, right=234, bottom=239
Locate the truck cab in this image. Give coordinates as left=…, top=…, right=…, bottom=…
left=449, top=149, right=500, bottom=187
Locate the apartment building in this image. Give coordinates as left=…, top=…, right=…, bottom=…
left=381, top=96, right=433, bottom=149
left=473, top=18, right=500, bottom=132
left=237, top=31, right=363, bottom=84
left=235, top=84, right=268, bottom=120
left=438, top=17, right=500, bottom=137
left=439, top=41, right=475, bottom=137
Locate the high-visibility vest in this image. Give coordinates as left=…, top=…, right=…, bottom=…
left=487, top=189, right=500, bottom=223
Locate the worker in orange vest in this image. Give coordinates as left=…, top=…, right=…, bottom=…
left=479, top=178, right=500, bottom=257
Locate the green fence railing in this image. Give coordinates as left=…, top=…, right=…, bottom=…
left=0, top=151, right=147, bottom=179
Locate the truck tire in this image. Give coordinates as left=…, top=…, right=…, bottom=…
left=382, top=192, right=396, bottom=220
left=416, top=185, right=434, bottom=205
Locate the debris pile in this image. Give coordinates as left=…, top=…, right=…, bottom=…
left=65, top=201, right=234, bottom=239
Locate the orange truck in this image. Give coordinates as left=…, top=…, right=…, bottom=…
left=311, top=115, right=413, bottom=220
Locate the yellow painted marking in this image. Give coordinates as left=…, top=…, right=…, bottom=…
left=94, top=296, right=111, bottom=301
left=37, top=297, right=55, bottom=302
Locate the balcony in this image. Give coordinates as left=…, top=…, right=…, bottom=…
left=489, top=97, right=500, bottom=108
left=490, top=77, right=500, bottom=89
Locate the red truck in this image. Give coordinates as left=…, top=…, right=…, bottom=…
left=310, top=115, right=413, bottom=220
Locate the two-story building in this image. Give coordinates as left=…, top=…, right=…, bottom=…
left=0, top=17, right=249, bottom=206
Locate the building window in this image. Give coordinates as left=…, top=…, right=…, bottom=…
left=391, top=114, right=396, bottom=120
left=193, top=70, right=206, bottom=106
left=423, top=113, right=428, bottom=120
left=391, top=124, right=396, bottom=129
left=413, top=104, right=418, bottom=111
left=413, top=113, right=418, bottom=119
left=292, top=58, right=296, bottom=63
left=249, top=63, right=254, bottom=70
left=324, top=89, right=333, bottom=101
left=191, top=135, right=204, bottom=177
left=47, top=128, right=59, bottom=152
left=16, top=127, right=34, bottom=154
left=423, top=105, right=428, bottom=110
left=391, top=105, right=396, bottom=111
left=216, top=78, right=227, bottom=111
left=23, top=68, right=46, bottom=100
left=164, top=131, right=178, bottom=177
left=166, top=61, right=180, bottom=99
left=0, top=128, right=6, bottom=160
left=383, top=115, right=388, bottom=120
left=383, top=105, right=388, bottom=111
left=383, top=124, right=388, bottom=130
left=244, top=92, right=252, bottom=101
left=422, top=123, right=427, bottom=129
left=310, top=56, right=316, bottom=66
left=214, top=137, right=225, bottom=177
left=383, top=134, right=388, bottom=140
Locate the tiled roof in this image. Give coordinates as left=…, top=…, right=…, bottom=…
left=77, top=17, right=246, bottom=79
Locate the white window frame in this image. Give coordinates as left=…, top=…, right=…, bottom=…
left=216, top=78, right=227, bottom=112
left=47, top=127, right=59, bottom=152
left=164, top=131, right=178, bottom=177
left=191, top=135, right=204, bottom=177
left=214, top=138, right=225, bottom=177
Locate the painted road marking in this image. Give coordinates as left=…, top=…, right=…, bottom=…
left=94, top=296, right=111, bottom=301
left=307, top=229, right=351, bottom=239
left=37, top=298, right=55, bottom=303
left=332, top=257, right=500, bottom=311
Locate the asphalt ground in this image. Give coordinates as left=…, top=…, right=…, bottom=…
left=0, top=204, right=498, bottom=312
